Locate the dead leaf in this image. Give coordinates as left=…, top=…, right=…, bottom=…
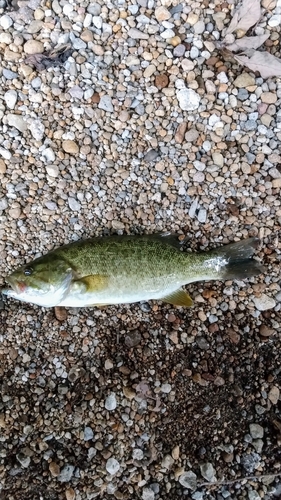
left=234, top=50, right=281, bottom=78
left=225, top=0, right=261, bottom=35
left=225, top=34, right=269, bottom=52
left=25, top=44, right=72, bottom=71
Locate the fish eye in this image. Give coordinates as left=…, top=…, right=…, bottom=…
left=24, top=267, right=33, bottom=276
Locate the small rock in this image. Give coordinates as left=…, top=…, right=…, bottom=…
left=23, top=40, right=44, bottom=55
left=46, top=165, right=59, bottom=177
left=259, top=325, right=274, bottom=337
left=233, top=73, right=255, bottom=88
left=212, top=152, right=224, bottom=168
left=105, top=393, right=117, bottom=411
left=0, top=198, right=8, bottom=211
left=125, top=330, right=142, bottom=347
left=185, top=129, right=199, bottom=142
left=177, top=88, right=200, bottom=111
left=161, top=383, right=172, bottom=393
left=200, top=462, right=216, bottom=482
left=84, top=427, right=94, bottom=441
left=128, top=28, right=149, bottom=39
left=168, top=36, right=181, bottom=47
left=155, top=6, right=170, bottom=22
left=197, top=208, right=207, bottom=223
left=193, top=19, right=205, bottom=34
left=132, top=448, right=144, bottom=460
left=0, top=14, right=13, bottom=29
left=144, top=149, right=160, bottom=162
left=160, top=29, right=175, bottom=39
left=62, top=140, right=79, bottom=154
left=98, top=95, right=114, bottom=112
left=179, top=471, right=197, bottom=490
left=49, top=461, right=60, bottom=477
left=253, top=294, right=276, bottom=311
left=65, top=489, right=75, bottom=500
left=4, top=90, right=17, bottom=109
left=68, top=198, right=81, bottom=211
left=42, top=148, right=55, bottom=162
left=54, top=306, right=67, bottom=320
left=69, top=86, right=84, bottom=99
left=155, top=74, right=169, bottom=88
left=7, top=114, right=27, bottom=133
left=261, top=92, right=277, bottom=104
left=175, top=122, right=187, bottom=143
left=16, top=454, right=30, bottom=468
left=0, top=148, right=11, bottom=160
left=143, top=64, right=156, bottom=78
left=142, top=488, right=155, bottom=500
left=187, top=12, right=199, bottom=25
left=161, top=454, right=174, bottom=469
left=172, top=445, right=180, bottom=460
left=29, top=120, right=45, bottom=141
left=106, top=458, right=120, bottom=475
left=92, top=15, right=102, bottom=29
left=173, top=44, right=186, bottom=57
left=58, top=464, right=75, bottom=483
left=250, top=423, right=264, bottom=439
left=268, top=386, right=280, bottom=405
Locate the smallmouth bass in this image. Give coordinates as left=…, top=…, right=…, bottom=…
left=1, top=234, right=264, bottom=309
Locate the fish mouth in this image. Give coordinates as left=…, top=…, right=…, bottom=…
left=5, top=277, right=27, bottom=294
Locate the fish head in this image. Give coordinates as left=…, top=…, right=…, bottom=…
left=3, top=256, right=73, bottom=307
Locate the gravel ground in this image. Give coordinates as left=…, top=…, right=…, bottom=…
left=0, top=0, right=281, bottom=499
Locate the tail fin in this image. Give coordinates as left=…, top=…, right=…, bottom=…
left=207, top=238, right=264, bottom=280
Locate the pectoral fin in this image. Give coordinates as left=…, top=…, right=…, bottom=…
left=74, top=274, right=109, bottom=292
left=161, top=289, right=193, bottom=307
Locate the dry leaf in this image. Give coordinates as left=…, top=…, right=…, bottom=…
left=225, top=34, right=269, bottom=52
left=25, top=44, right=72, bottom=71
left=234, top=50, right=281, bottom=78
left=225, top=0, right=261, bottom=35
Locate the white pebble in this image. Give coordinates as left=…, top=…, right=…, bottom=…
left=46, top=165, right=59, bottom=177
left=83, top=13, right=92, bottom=27
left=42, top=148, right=55, bottom=162
left=0, top=15, right=13, bottom=29
left=105, top=393, right=117, bottom=411
left=160, top=29, right=175, bottom=39
left=98, top=95, right=114, bottom=112
left=92, top=16, right=103, bottom=29
left=176, top=88, right=200, bottom=111
left=197, top=209, right=207, bottom=223
left=0, top=148, right=11, bottom=160
left=106, top=458, right=120, bottom=475
left=29, top=120, right=45, bottom=141
left=4, top=90, right=17, bottom=109
left=253, top=294, right=276, bottom=311
left=68, top=198, right=81, bottom=211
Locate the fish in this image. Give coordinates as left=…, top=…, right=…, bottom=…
left=1, top=234, right=264, bottom=309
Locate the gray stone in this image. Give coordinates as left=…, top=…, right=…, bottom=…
left=7, top=114, right=27, bottom=132
left=128, top=28, right=149, bottom=39
left=105, top=393, right=117, bottom=411
left=197, top=208, right=207, bottom=223
left=249, top=423, right=264, bottom=439
left=200, top=462, right=216, bottom=482
left=177, top=88, right=200, bottom=111
left=16, top=454, right=30, bottom=468
left=4, top=90, right=17, bottom=109
left=3, top=69, right=18, bottom=79
left=68, top=198, right=81, bottom=211
left=144, top=149, right=160, bottom=162
left=87, top=3, right=101, bottom=15
left=193, top=19, right=205, bottom=34
left=98, top=95, right=113, bottom=112
left=69, top=86, right=84, bottom=99
left=179, top=471, right=197, bottom=490
left=142, top=488, right=155, bottom=500
left=29, top=120, right=45, bottom=141
left=106, top=457, right=120, bottom=475
left=42, top=148, right=55, bottom=162
left=243, top=120, right=257, bottom=131
left=0, top=198, right=8, bottom=211
left=84, top=427, right=94, bottom=441
left=253, top=294, right=276, bottom=311
left=58, top=464, right=75, bottom=482
left=173, top=44, right=186, bottom=57
left=237, top=89, right=249, bottom=101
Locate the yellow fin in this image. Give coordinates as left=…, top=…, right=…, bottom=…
left=76, top=275, right=109, bottom=292
left=161, top=289, right=193, bottom=307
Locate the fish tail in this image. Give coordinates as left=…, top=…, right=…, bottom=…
left=206, top=237, right=264, bottom=280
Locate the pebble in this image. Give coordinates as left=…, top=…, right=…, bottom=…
left=62, top=140, right=79, bottom=154
left=58, top=465, right=75, bottom=483
left=4, top=90, right=17, bottom=110
left=268, top=386, right=280, bottom=405
left=253, top=294, right=276, bottom=311
left=98, top=95, right=114, bottom=112
left=178, top=471, right=197, bottom=490
left=68, top=198, right=81, bottom=211
left=105, top=393, right=117, bottom=411
left=29, top=120, right=45, bottom=141
left=128, top=28, right=149, bottom=39
left=16, top=454, right=31, bottom=468
left=175, top=122, right=187, bottom=143
left=84, top=427, right=94, bottom=441
left=46, top=165, right=59, bottom=177
left=177, top=88, right=200, bottom=111
left=197, top=208, right=207, bottom=223
left=23, top=40, right=44, bottom=55
left=249, top=423, right=264, bottom=439
left=261, top=92, right=277, bottom=104
left=0, top=14, right=13, bottom=29
left=42, top=148, right=55, bottom=162
left=106, top=458, right=120, bottom=475
left=193, top=19, right=205, bottom=34
left=233, top=74, right=255, bottom=88
left=160, top=29, right=175, bottom=39
left=173, top=44, right=186, bottom=57
left=69, top=86, right=84, bottom=99
left=200, top=462, right=216, bottom=482
left=7, top=114, right=28, bottom=132
left=155, top=6, right=170, bottom=22
left=142, top=488, right=155, bottom=500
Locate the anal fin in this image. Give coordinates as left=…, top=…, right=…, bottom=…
left=161, top=289, right=193, bottom=307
